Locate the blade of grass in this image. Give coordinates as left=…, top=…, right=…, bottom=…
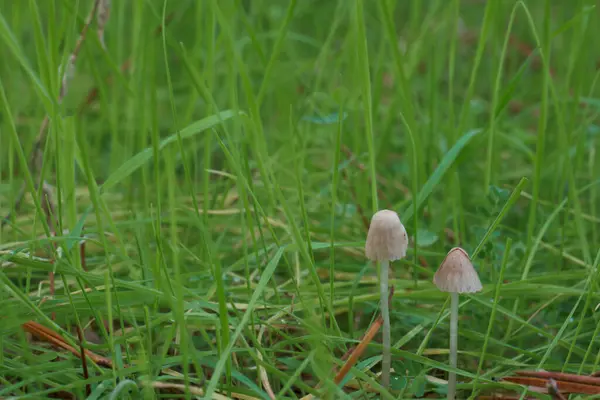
left=204, top=247, right=285, bottom=398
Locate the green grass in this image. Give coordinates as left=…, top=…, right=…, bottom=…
left=1, top=0, right=600, bottom=398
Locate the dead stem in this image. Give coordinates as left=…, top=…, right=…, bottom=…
left=76, top=326, right=91, bottom=397
left=96, top=0, right=111, bottom=48
left=547, top=378, right=567, bottom=400
left=22, top=320, right=116, bottom=369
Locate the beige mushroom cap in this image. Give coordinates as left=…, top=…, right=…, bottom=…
left=365, top=209, right=408, bottom=262
left=433, top=247, right=482, bottom=293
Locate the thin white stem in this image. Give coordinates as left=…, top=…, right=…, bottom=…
left=380, top=260, right=390, bottom=388
left=448, top=292, right=459, bottom=400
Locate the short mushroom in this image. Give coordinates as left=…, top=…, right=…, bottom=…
left=365, top=209, right=408, bottom=388
left=433, top=247, right=482, bottom=400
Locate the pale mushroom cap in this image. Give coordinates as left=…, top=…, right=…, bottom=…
left=365, top=210, right=408, bottom=262
left=433, top=247, right=482, bottom=293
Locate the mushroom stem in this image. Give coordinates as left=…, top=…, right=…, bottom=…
left=448, top=291, right=459, bottom=400
left=380, top=259, right=391, bottom=388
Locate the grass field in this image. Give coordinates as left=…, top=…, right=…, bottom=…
left=1, top=0, right=600, bottom=399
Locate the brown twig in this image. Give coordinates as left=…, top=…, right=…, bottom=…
left=338, top=286, right=395, bottom=365
left=299, top=287, right=394, bottom=400
left=502, top=376, right=600, bottom=395
left=22, top=320, right=116, bottom=369
left=334, top=315, right=384, bottom=385
left=76, top=326, right=91, bottom=396
left=515, top=370, right=600, bottom=387
left=80, top=239, right=87, bottom=271
left=333, top=286, right=394, bottom=385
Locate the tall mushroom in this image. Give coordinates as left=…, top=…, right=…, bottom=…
left=365, top=209, right=408, bottom=388
left=433, top=247, right=482, bottom=400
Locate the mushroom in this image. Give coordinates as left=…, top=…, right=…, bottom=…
left=433, top=247, right=482, bottom=400
left=365, top=209, right=408, bottom=388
